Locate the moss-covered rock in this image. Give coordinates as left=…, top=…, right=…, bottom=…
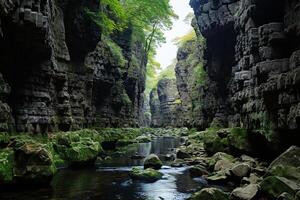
left=260, top=176, right=300, bottom=199
left=136, top=135, right=151, bottom=143
left=129, top=167, right=163, bottom=182
left=206, top=152, right=235, bottom=169
left=267, top=146, right=300, bottom=182
left=227, top=128, right=251, bottom=153
left=144, top=154, right=163, bottom=170
left=52, top=130, right=102, bottom=165
left=189, top=188, right=229, bottom=200
left=202, top=128, right=229, bottom=155
left=13, top=138, right=57, bottom=183
left=0, top=148, right=14, bottom=184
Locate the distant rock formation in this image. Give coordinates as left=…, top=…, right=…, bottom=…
left=150, top=78, right=183, bottom=127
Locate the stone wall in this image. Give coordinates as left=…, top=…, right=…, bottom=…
left=0, top=0, right=146, bottom=133
left=190, top=0, right=300, bottom=147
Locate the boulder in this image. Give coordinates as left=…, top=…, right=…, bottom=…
left=144, top=154, right=163, bottom=169
left=53, top=132, right=102, bottom=165
left=241, top=173, right=262, bottom=185
left=207, top=152, right=235, bottom=169
left=189, top=165, right=209, bottom=177
left=177, top=149, right=191, bottom=159
left=14, top=139, right=57, bottom=183
left=260, top=176, right=300, bottom=199
left=215, top=159, right=234, bottom=171
left=129, top=167, right=163, bottom=182
left=202, top=129, right=229, bottom=155
left=230, top=163, right=251, bottom=178
left=277, top=192, right=294, bottom=200
left=268, top=146, right=300, bottom=182
left=207, top=171, right=230, bottom=184
left=189, top=188, right=229, bottom=200
left=230, top=184, right=259, bottom=200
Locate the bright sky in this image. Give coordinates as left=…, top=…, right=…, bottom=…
left=155, top=0, right=193, bottom=71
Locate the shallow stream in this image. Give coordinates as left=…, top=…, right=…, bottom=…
left=1, top=137, right=206, bottom=200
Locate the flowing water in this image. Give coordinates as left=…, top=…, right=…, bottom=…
left=1, top=137, right=206, bottom=200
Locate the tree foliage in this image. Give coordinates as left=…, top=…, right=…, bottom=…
left=87, top=0, right=176, bottom=54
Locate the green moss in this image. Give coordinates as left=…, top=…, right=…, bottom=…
left=129, top=167, right=163, bottom=182
left=0, top=132, right=10, bottom=146
left=260, top=176, right=299, bottom=198
left=202, top=128, right=228, bottom=155
left=105, top=38, right=126, bottom=67
left=227, top=128, right=250, bottom=152
left=0, top=148, right=14, bottom=183
left=269, top=165, right=300, bottom=182
left=189, top=188, right=229, bottom=200
left=52, top=130, right=102, bottom=164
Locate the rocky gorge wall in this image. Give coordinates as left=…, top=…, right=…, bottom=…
left=190, top=0, right=300, bottom=148
left=149, top=78, right=183, bottom=127
left=0, top=0, right=146, bottom=133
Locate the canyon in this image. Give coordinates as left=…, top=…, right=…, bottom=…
left=0, top=0, right=300, bottom=199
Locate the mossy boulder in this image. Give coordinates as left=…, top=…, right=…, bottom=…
left=267, top=146, right=300, bottom=182
left=144, top=154, right=163, bottom=170
left=260, top=176, right=300, bottom=199
left=129, top=167, right=163, bottom=182
left=206, top=152, right=235, bottom=169
left=189, top=188, right=229, bottom=200
left=0, top=148, right=14, bottom=184
left=227, top=128, right=251, bottom=153
left=53, top=134, right=101, bottom=165
left=136, top=135, right=151, bottom=143
left=230, top=184, right=259, bottom=200
left=202, top=128, right=229, bottom=155
left=13, top=139, right=57, bottom=183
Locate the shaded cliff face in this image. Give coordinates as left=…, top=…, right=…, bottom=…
left=190, top=0, right=300, bottom=146
left=175, top=32, right=205, bottom=128
left=0, top=0, right=146, bottom=132
left=150, top=78, right=182, bottom=127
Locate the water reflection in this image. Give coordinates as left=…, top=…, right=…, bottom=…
left=0, top=137, right=204, bottom=200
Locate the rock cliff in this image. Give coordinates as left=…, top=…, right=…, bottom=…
left=0, top=0, right=146, bottom=133
left=150, top=78, right=183, bottom=127
left=190, top=0, right=300, bottom=148
left=175, top=22, right=205, bottom=128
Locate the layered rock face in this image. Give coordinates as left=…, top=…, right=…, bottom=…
left=150, top=78, right=183, bottom=127
left=175, top=29, right=205, bottom=128
left=0, top=0, right=146, bottom=133
left=190, top=0, right=300, bottom=146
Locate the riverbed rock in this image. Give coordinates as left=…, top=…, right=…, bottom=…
left=189, top=165, right=209, bottom=177
left=177, top=149, right=192, bottom=159
left=241, top=173, right=262, bottom=185
left=207, top=152, right=235, bottom=169
left=267, top=146, right=300, bottom=182
left=230, top=163, right=251, bottom=178
left=13, top=139, right=57, bottom=183
left=260, top=176, right=300, bottom=199
left=144, top=154, right=163, bottom=170
left=189, top=188, right=229, bottom=200
left=53, top=131, right=102, bottom=165
left=230, top=184, right=259, bottom=200
left=277, top=192, right=295, bottom=200
left=129, top=167, right=163, bottom=182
